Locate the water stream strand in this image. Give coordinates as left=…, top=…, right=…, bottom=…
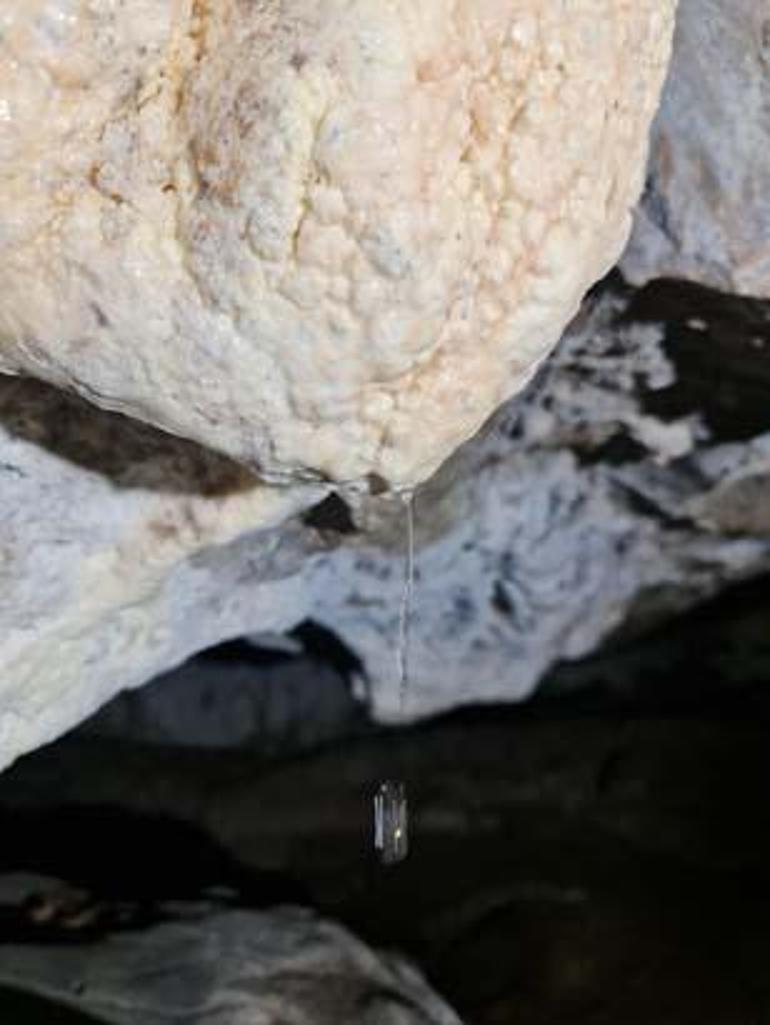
left=374, top=492, right=415, bottom=866
left=397, top=491, right=415, bottom=717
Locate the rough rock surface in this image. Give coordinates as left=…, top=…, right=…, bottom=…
left=622, top=0, right=770, bottom=298
left=1, top=278, right=769, bottom=771
left=304, top=280, right=770, bottom=721
left=0, top=905, right=462, bottom=1025
left=0, top=0, right=675, bottom=487
left=0, top=376, right=324, bottom=769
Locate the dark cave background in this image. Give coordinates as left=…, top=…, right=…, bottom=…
left=2, top=567, right=770, bottom=1025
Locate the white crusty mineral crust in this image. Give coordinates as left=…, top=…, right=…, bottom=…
left=0, top=1, right=676, bottom=488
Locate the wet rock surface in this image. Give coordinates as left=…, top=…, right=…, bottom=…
left=3, top=275, right=770, bottom=771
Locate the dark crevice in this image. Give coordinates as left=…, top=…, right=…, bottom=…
left=609, top=477, right=697, bottom=530
left=291, top=620, right=364, bottom=680
left=0, top=376, right=257, bottom=496
left=0, top=987, right=109, bottom=1025
left=573, top=429, right=650, bottom=467
left=198, top=637, right=297, bottom=668
left=302, top=493, right=358, bottom=535
left=491, top=580, right=514, bottom=617
left=624, top=279, right=770, bottom=441
left=0, top=805, right=312, bottom=944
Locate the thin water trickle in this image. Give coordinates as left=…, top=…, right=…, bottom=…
left=397, top=491, right=415, bottom=719
left=374, top=491, right=415, bottom=866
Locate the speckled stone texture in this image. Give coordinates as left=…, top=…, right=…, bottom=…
left=1, top=277, right=769, bottom=771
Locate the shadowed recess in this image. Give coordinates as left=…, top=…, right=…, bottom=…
left=626, top=279, right=770, bottom=440
left=0, top=986, right=109, bottom=1024
left=0, top=376, right=259, bottom=497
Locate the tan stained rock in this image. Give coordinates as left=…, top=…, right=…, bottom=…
left=0, top=1, right=675, bottom=488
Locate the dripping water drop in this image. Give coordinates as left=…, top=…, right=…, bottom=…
left=373, top=491, right=415, bottom=866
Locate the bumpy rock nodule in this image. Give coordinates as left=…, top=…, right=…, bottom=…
left=0, top=1, right=675, bottom=487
